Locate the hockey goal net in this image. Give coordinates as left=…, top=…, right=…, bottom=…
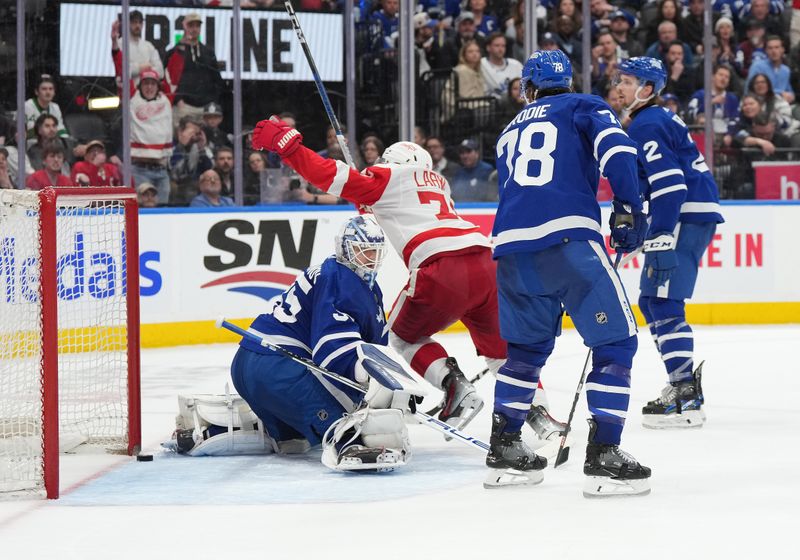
left=0, top=187, right=141, bottom=499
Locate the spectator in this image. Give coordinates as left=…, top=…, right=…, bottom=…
left=371, top=0, right=399, bottom=44
left=202, top=102, right=232, bottom=152
left=0, top=147, right=12, bottom=189
left=645, top=21, right=693, bottom=66
left=425, top=136, right=461, bottom=182
left=739, top=19, right=768, bottom=76
left=539, top=32, right=561, bottom=52
left=414, top=12, right=439, bottom=75
left=190, top=169, right=236, bottom=207
left=688, top=65, right=740, bottom=139
left=552, top=0, right=582, bottom=30
left=737, top=0, right=783, bottom=43
left=435, top=11, right=486, bottom=71
left=316, top=123, right=365, bottom=168
left=414, top=126, right=428, bottom=147
left=743, top=113, right=792, bottom=159
left=498, top=77, right=526, bottom=123
left=25, top=143, right=74, bottom=190
left=164, top=13, right=225, bottom=128
left=467, top=0, right=500, bottom=36
left=731, top=95, right=787, bottom=156
left=662, top=41, right=696, bottom=103
left=24, top=75, right=68, bottom=142
left=747, top=73, right=800, bottom=140
left=71, top=140, right=123, bottom=187
left=602, top=82, right=626, bottom=119
left=131, top=68, right=173, bottom=205
left=507, top=8, right=528, bottom=63
left=27, top=114, right=72, bottom=173
left=111, top=10, right=164, bottom=95
left=681, top=0, right=710, bottom=54
left=245, top=151, right=268, bottom=195
left=450, top=139, right=495, bottom=202
left=213, top=146, right=234, bottom=196
left=589, top=0, right=614, bottom=40
left=661, top=92, right=683, bottom=116
left=645, top=0, right=683, bottom=47
left=746, top=36, right=795, bottom=103
left=1, top=129, right=34, bottom=189
left=591, top=29, right=621, bottom=95
left=551, top=16, right=582, bottom=64
left=609, top=9, right=644, bottom=58
left=442, top=39, right=490, bottom=121
left=360, top=136, right=385, bottom=169
left=137, top=182, right=159, bottom=208
left=170, top=116, right=213, bottom=204
left=715, top=17, right=744, bottom=78
left=481, top=32, right=523, bottom=99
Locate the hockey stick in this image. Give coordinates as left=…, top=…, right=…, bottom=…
left=217, top=319, right=490, bottom=453
left=284, top=1, right=355, bottom=169
left=554, top=251, right=625, bottom=468
left=424, top=368, right=490, bottom=416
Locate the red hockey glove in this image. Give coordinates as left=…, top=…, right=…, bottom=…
left=251, top=116, right=303, bottom=157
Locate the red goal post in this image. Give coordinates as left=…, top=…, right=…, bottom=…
left=0, top=187, right=141, bottom=499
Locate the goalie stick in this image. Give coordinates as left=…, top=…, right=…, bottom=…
left=284, top=1, right=355, bottom=169
left=217, top=319, right=490, bottom=453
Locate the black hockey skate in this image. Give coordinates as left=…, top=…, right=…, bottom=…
left=642, top=361, right=705, bottom=429
left=526, top=405, right=568, bottom=441
left=438, top=358, right=484, bottom=431
left=484, top=413, right=547, bottom=489
left=583, top=420, right=651, bottom=498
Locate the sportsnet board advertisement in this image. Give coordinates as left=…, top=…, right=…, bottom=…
left=130, top=204, right=800, bottom=347
left=59, top=3, right=343, bottom=81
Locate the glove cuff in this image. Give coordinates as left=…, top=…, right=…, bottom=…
left=643, top=234, right=675, bottom=252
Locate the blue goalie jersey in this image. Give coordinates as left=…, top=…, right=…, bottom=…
left=628, top=105, right=724, bottom=235
left=241, top=257, right=387, bottom=380
left=492, top=93, right=643, bottom=256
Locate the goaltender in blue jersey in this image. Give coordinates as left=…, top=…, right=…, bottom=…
left=615, top=57, right=724, bottom=430
left=486, top=50, right=652, bottom=497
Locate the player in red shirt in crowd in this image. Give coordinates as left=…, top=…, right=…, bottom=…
left=71, top=140, right=123, bottom=187
left=26, top=143, right=74, bottom=190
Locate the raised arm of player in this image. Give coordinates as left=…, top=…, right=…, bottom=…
left=251, top=117, right=391, bottom=207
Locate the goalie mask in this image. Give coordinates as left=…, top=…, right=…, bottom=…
left=376, top=141, right=433, bottom=170
left=335, top=215, right=387, bottom=287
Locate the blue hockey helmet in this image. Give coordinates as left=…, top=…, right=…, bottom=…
left=520, top=50, right=573, bottom=97
left=335, top=215, right=387, bottom=287
left=617, top=57, right=667, bottom=95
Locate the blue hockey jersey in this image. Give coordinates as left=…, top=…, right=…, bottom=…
left=628, top=106, right=724, bottom=235
left=241, top=257, right=387, bottom=380
left=492, top=93, right=642, bottom=256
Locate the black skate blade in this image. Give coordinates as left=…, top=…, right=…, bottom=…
left=554, top=446, right=570, bottom=467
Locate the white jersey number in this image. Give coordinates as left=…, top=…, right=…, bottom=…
left=272, top=285, right=301, bottom=324
left=496, top=121, right=559, bottom=187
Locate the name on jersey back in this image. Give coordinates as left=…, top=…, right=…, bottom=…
left=413, top=170, right=447, bottom=189
left=502, top=103, right=551, bottom=133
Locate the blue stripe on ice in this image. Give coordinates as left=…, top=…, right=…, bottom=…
left=60, top=447, right=484, bottom=506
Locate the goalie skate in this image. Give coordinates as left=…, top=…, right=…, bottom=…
left=642, top=362, right=705, bottom=429
left=438, top=358, right=484, bottom=432
left=484, top=414, right=546, bottom=489
left=583, top=420, right=651, bottom=498
left=336, top=445, right=406, bottom=473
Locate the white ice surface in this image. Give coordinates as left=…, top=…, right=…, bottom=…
left=1, top=326, right=798, bottom=559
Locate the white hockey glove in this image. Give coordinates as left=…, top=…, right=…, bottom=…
left=355, top=344, right=428, bottom=412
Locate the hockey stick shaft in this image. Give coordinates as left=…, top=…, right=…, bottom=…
left=217, top=318, right=490, bottom=453
left=284, top=1, right=355, bottom=169
left=554, top=251, right=625, bottom=468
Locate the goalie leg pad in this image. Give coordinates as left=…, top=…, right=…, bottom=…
left=321, top=407, right=411, bottom=472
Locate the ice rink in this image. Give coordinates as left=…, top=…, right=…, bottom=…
left=1, top=325, right=797, bottom=559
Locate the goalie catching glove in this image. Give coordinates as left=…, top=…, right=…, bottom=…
left=251, top=116, right=303, bottom=157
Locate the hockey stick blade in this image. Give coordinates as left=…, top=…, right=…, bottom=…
left=554, top=445, right=570, bottom=467
left=424, top=368, right=490, bottom=416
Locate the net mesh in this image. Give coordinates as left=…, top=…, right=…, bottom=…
left=0, top=191, right=130, bottom=498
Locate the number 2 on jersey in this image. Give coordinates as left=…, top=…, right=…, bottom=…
left=496, top=121, right=558, bottom=187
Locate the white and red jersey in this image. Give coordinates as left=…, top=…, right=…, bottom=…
left=284, top=145, right=490, bottom=269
